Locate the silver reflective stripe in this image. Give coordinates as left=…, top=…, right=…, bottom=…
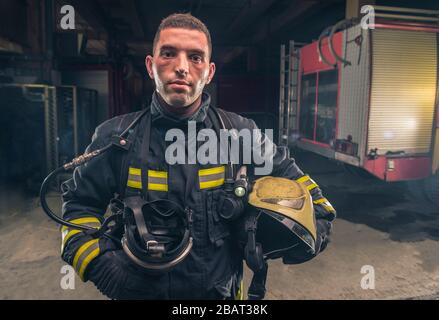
left=148, top=176, right=167, bottom=184
left=302, top=179, right=316, bottom=186
left=75, top=241, right=99, bottom=272
left=128, top=174, right=142, bottom=182
left=198, top=172, right=225, bottom=183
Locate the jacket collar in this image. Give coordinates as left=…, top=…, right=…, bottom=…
left=150, top=91, right=211, bottom=123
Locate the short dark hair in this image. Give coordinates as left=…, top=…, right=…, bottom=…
left=152, top=13, right=212, bottom=59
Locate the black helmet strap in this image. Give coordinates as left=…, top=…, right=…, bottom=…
left=125, top=196, right=156, bottom=250
left=248, top=260, right=268, bottom=300
left=244, top=210, right=268, bottom=300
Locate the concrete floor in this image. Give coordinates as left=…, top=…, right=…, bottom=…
left=1, top=151, right=439, bottom=300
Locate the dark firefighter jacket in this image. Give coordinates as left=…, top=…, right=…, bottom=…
left=60, top=92, right=336, bottom=299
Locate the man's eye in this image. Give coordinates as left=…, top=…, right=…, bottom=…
left=191, top=55, right=202, bottom=63
left=161, top=51, right=174, bottom=58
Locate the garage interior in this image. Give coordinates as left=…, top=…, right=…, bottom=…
left=1, top=0, right=439, bottom=299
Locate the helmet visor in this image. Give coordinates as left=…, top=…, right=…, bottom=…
left=256, top=209, right=316, bottom=258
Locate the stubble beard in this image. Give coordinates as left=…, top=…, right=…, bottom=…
left=152, top=63, right=209, bottom=108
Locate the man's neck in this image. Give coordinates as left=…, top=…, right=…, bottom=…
left=157, top=94, right=202, bottom=118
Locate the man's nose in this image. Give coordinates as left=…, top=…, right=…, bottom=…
left=174, top=53, right=189, bottom=76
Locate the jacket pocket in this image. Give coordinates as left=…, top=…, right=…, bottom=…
left=205, top=189, right=230, bottom=248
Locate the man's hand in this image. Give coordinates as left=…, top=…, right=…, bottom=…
left=86, top=249, right=129, bottom=299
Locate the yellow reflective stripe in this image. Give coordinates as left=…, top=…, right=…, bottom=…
left=129, top=167, right=141, bottom=176
left=322, top=203, right=336, bottom=213
left=78, top=247, right=100, bottom=281
left=199, top=166, right=225, bottom=176
left=72, top=239, right=99, bottom=271
left=314, top=198, right=336, bottom=213
left=296, top=175, right=310, bottom=183
left=127, top=180, right=142, bottom=189
left=62, top=229, right=81, bottom=246
left=147, top=170, right=168, bottom=191
left=148, top=183, right=169, bottom=191
left=148, top=170, right=168, bottom=178
left=313, top=198, right=327, bottom=204
left=61, top=217, right=101, bottom=232
left=297, top=175, right=319, bottom=191
left=235, top=280, right=244, bottom=300
left=198, top=166, right=226, bottom=189
left=306, top=183, right=318, bottom=191
left=128, top=167, right=142, bottom=189
left=200, top=178, right=225, bottom=189
left=60, top=217, right=100, bottom=254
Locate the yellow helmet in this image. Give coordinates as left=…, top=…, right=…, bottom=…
left=247, top=176, right=317, bottom=257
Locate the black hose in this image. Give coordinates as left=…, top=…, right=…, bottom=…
left=40, top=108, right=148, bottom=243
left=39, top=166, right=91, bottom=231
left=329, top=19, right=353, bottom=66
left=318, top=26, right=336, bottom=68
left=39, top=144, right=120, bottom=243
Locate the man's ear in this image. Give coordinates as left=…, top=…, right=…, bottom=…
left=145, top=55, right=154, bottom=79
left=206, top=62, right=216, bottom=84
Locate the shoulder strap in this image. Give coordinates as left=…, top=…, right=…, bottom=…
left=208, top=107, right=237, bottom=180
left=216, top=108, right=234, bottom=131
left=208, top=106, right=234, bottom=131
left=111, top=108, right=150, bottom=199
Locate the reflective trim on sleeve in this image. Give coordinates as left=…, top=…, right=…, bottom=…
left=78, top=247, right=100, bottom=281
left=61, top=217, right=101, bottom=253
left=313, top=197, right=336, bottom=214
left=296, top=175, right=319, bottom=191
left=72, top=239, right=100, bottom=281
left=61, top=229, right=82, bottom=248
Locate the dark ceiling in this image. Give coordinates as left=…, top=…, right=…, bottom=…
left=63, top=0, right=438, bottom=72
left=67, top=0, right=345, bottom=63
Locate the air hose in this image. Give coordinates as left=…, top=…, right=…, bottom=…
left=328, top=19, right=356, bottom=66
left=39, top=108, right=149, bottom=241
left=39, top=144, right=122, bottom=242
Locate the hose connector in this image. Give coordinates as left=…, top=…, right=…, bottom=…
left=63, top=149, right=102, bottom=170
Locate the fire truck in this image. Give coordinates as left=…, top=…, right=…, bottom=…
left=278, top=6, right=439, bottom=206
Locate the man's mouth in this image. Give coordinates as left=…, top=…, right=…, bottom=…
left=168, top=80, right=191, bottom=92
left=169, top=80, right=191, bottom=86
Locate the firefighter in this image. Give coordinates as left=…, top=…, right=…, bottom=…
left=60, top=13, right=336, bottom=300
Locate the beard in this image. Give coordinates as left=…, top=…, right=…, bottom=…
left=152, top=64, right=209, bottom=107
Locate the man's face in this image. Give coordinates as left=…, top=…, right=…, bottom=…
left=146, top=28, right=216, bottom=107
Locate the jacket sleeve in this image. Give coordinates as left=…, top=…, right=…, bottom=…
left=60, top=119, right=120, bottom=281
left=227, top=112, right=336, bottom=262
